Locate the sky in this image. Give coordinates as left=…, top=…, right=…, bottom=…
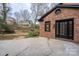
left=9, top=3, right=31, bottom=18
left=7, top=3, right=56, bottom=22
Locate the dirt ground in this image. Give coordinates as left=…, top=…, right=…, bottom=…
left=0, top=30, right=28, bottom=40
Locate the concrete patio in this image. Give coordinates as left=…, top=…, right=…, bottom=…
left=0, top=37, right=79, bottom=56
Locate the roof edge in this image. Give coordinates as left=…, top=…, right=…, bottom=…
left=38, top=3, right=79, bottom=22
left=38, top=3, right=62, bottom=22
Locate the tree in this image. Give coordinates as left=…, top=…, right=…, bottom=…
left=2, top=3, right=11, bottom=23
left=20, top=9, right=30, bottom=21
left=30, top=3, right=49, bottom=25
left=14, top=12, right=20, bottom=24
left=49, top=3, right=58, bottom=10
left=0, top=3, right=11, bottom=23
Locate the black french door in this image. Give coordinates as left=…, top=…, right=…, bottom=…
left=55, top=19, right=74, bottom=40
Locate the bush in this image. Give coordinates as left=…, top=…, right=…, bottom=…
left=35, top=25, right=39, bottom=29
left=0, top=16, right=4, bottom=22
left=0, top=22, right=15, bottom=34
left=28, top=29, right=39, bottom=37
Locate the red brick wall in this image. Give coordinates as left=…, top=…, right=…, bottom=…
left=39, top=8, right=79, bottom=42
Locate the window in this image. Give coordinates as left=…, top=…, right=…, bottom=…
left=55, top=8, right=61, bottom=15
left=45, top=21, right=51, bottom=32
left=55, top=19, right=74, bottom=39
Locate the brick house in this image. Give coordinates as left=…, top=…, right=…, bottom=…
left=38, top=3, right=79, bottom=42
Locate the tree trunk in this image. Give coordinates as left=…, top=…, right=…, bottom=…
left=2, top=3, right=7, bottom=24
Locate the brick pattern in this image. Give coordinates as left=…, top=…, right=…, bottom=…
left=39, top=8, right=79, bottom=42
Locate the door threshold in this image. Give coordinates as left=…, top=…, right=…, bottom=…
left=55, top=38, right=74, bottom=42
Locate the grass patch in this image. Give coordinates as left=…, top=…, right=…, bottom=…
left=0, top=22, right=15, bottom=34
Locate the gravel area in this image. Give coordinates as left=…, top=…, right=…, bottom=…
left=0, top=37, right=79, bottom=56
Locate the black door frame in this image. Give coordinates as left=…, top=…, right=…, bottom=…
left=55, top=18, right=74, bottom=40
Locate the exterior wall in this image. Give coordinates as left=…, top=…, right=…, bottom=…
left=39, top=8, right=79, bottom=42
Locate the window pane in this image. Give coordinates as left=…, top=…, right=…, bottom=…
left=56, top=22, right=59, bottom=35
left=69, top=21, right=72, bottom=36
left=62, top=22, right=64, bottom=35
left=64, top=22, right=67, bottom=36
left=60, top=22, right=63, bottom=35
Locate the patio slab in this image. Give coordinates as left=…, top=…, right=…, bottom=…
left=0, top=37, right=79, bottom=56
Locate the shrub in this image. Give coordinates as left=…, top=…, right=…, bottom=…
left=0, top=22, right=15, bottom=34
left=28, top=29, right=39, bottom=37
left=0, top=16, right=4, bottom=22
left=35, top=25, right=39, bottom=29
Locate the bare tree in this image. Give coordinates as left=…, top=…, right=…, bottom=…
left=14, top=12, right=20, bottom=24
left=49, top=3, right=58, bottom=10
left=20, top=9, right=30, bottom=21
left=30, top=3, right=49, bottom=25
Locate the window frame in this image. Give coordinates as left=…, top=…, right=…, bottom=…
left=45, top=21, right=51, bottom=32
left=55, top=8, right=61, bottom=15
